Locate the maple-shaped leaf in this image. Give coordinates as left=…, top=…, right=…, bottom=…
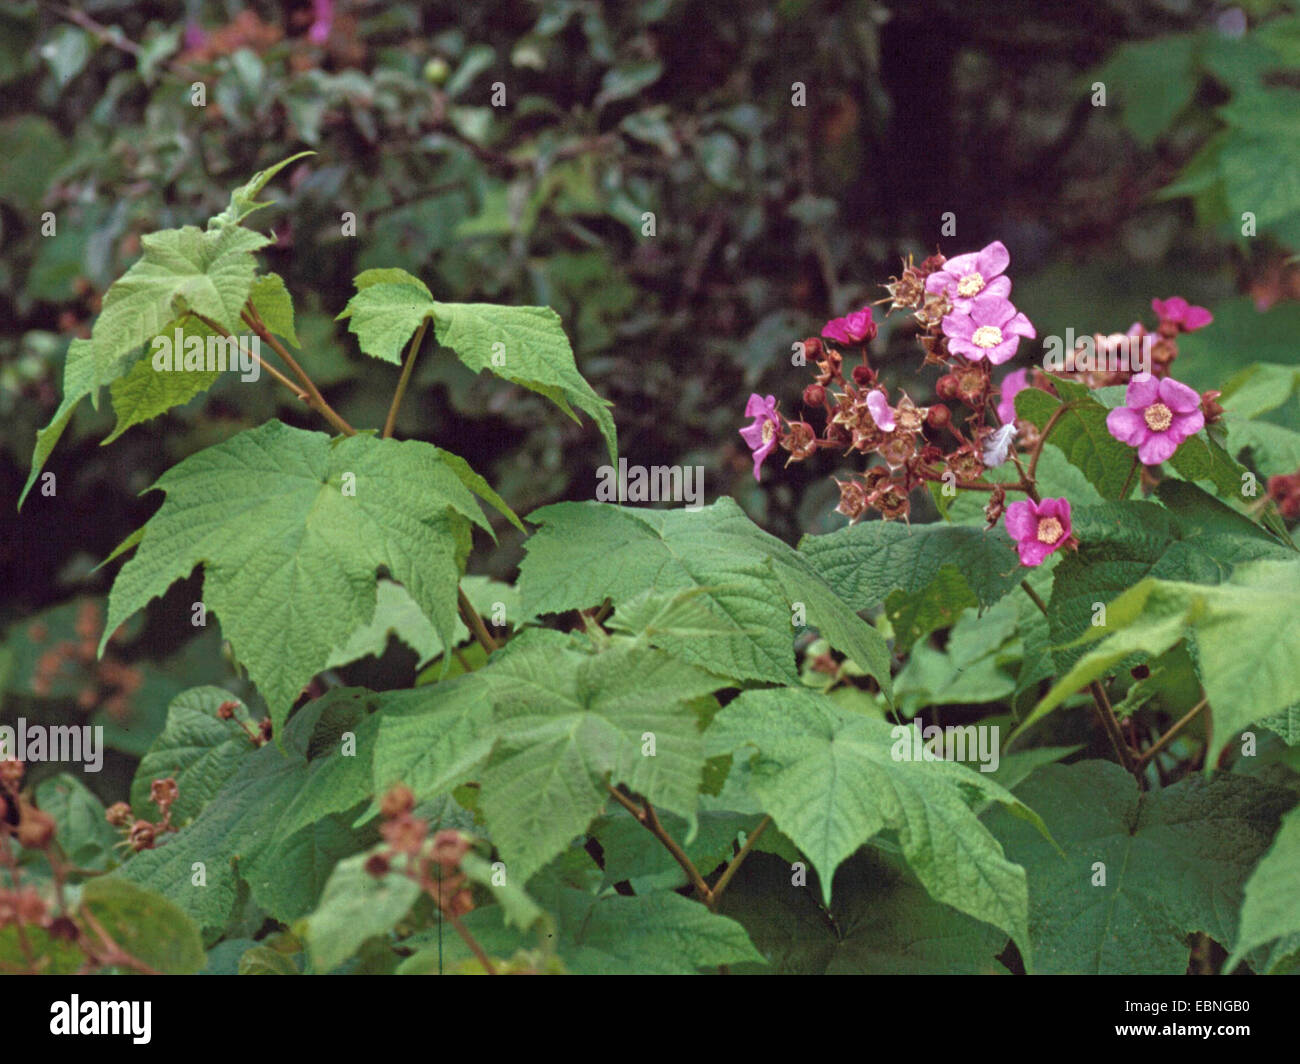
left=337, top=268, right=616, bottom=463
left=101, top=420, right=510, bottom=731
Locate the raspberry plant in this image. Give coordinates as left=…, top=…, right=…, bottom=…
left=4, top=157, right=1300, bottom=976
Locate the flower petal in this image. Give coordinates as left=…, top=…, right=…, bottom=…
left=942, top=251, right=979, bottom=277
left=1169, top=409, right=1204, bottom=441
left=1125, top=372, right=1159, bottom=409
left=1158, top=376, right=1201, bottom=414
left=866, top=391, right=896, bottom=432
left=925, top=270, right=956, bottom=294
left=942, top=312, right=976, bottom=339
left=1183, top=306, right=1213, bottom=330
left=1004, top=500, right=1037, bottom=541
left=1106, top=407, right=1147, bottom=446
left=947, top=338, right=985, bottom=361
left=970, top=296, right=1014, bottom=327
left=1018, top=538, right=1053, bottom=567
left=1138, top=430, right=1181, bottom=466
left=976, top=240, right=1011, bottom=278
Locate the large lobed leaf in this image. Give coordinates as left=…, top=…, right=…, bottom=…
left=338, top=268, right=617, bottom=463
left=518, top=497, right=893, bottom=697
left=101, top=420, right=509, bottom=732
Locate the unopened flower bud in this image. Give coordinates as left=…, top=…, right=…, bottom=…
left=935, top=374, right=959, bottom=401
left=926, top=404, right=952, bottom=431
left=216, top=700, right=238, bottom=720
left=17, top=805, right=56, bottom=850
left=0, top=760, right=24, bottom=788
left=802, top=383, right=826, bottom=407
left=380, top=783, right=416, bottom=819
left=128, top=820, right=156, bottom=851
left=430, top=829, right=471, bottom=870
left=364, top=853, right=391, bottom=878
left=851, top=365, right=875, bottom=388
left=105, top=801, right=132, bottom=828
left=1201, top=389, right=1224, bottom=424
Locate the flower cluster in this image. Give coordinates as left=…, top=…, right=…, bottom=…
left=738, top=237, right=1240, bottom=568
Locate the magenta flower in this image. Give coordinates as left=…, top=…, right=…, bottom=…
left=308, top=0, right=334, bottom=44
left=942, top=297, right=1036, bottom=365
left=866, top=391, right=896, bottom=432
left=1005, top=497, right=1072, bottom=567
left=822, top=306, right=877, bottom=346
left=925, top=241, right=1012, bottom=311
left=1105, top=372, right=1204, bottom=465
left=1152, top=297, right=1212, bottom=333
left=996, top=367, right=1029, bottom=425
left=739, top=393, right=780, bottom=480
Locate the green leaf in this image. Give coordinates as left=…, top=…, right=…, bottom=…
left=1043, top=481, right=1294, bottom=674
left=990, top=762, right=1293, bottom=973
left=1015, top=381, right=1139, bottom=499
left=477, top=644, right=723, bottom=884
left=130, top=686, right=255, bottom=822
left=102, top=421, right=502, bottom=731
left=541, top=888, right=763, bottom=974
left=884, top=565, right=977, bottom=655
left=372, top=675, right=497, bottom=802
left=116, top=700, right=370, bottom=932
left=208, top=151, right=314, bottom=229
left=1092, top=35, right=1198, bottom=145
left=91, top=224, right=270, bottom=388
left=104, top=316, right=223, bottom=443
left=20, top=338, right=95, bottom=508
left=1228, top=805, right=1300, bottom=972
left=80, top=877, right=206, bottom=974
left=716, top=848, right=1008, bottom=974
left=35, top=774, right=119, bottom=871
left=799, top=519, right=1023, bottom=615
left=249, top=273, right=299, bottom=347
left=1025, top=558, right=1300, bottom=766
left=298, top=847, right=421, bottom=973
left=338, top=277, right=617, bottom=464
left=519, top=498, right=892, bottom=696
left=708, top=687, right=1038, bottom=964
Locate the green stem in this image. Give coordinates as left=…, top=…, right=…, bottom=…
left=458, top=586, right=499, bottom=655
left=383, top=319, right=429, bottom=439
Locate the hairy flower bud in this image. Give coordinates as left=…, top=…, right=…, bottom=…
left=926, top=404, right=952, bottom=431
left=802, top=383, right=826, bottom=408
left=364, top=853, right=391, bottom=878
left=380, top=783, right=416, bottom=819
left=851, top=365, right=875, bottom=388
left=1201, top=389, right=1225, bottom=424
left=128, top=820, right=156, bottom=852
left=16, top=804, right=56, bottom=850
left=105, top=801, right=132, bottom=828
left=935, top=374, right=960, bottom=401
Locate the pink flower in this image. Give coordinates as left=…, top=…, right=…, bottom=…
left=739, top=393, right=780, bottom=481
left=308, top=0, right=334, bottom=44
left=925, top=241, right=1013, bottom=311
left=1005, top=497, right=1072, bottom=567
left=822, top=306, right=877, bottom=346
left=1105, top=372, right=1204, bottom=465
left=942, top=297, right=1036, bottom=365
left=866, top=391, right=896, bottom=432
left=1151, top=297, right=1212, bottom=332
left=996, top=367, right=1029, bottom=425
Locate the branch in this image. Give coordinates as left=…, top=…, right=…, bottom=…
left=1025, top=403, right=1071, bottom=487
left=606, top=784, right=713, bottom=903
left=708, top=816, right=771, bottom=910
left=241, top=306, right=356, bottom=436
left=1136, top=697, right=1209, bottom=769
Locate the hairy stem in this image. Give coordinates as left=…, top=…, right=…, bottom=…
left=708, top=815, right=772, bottom=910
left=606, top=784, right=713, bottom=902
left=1025, top=403, right=1070, bottom=489
left=383, top=319, right=429, bottom=439
left=458, top=586, right=499, bottom=655
left=1138, top=697, right=1209, bottom=769
left=241, top=305, right=356, bottom=436
left=191, top=312, right=308, bottom=400
left=1119, top=454, right=1141, bottom=500
left=1020, top=581, right=1138, bottom=773
left=445, top=908, right=496, bottom=975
